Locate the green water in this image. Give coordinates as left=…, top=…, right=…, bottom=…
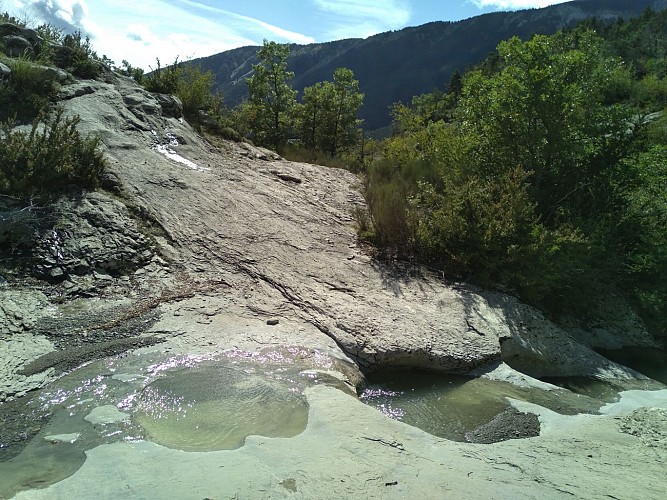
left=0, top=350, right=337, bottom=498
left=134, top=364, right=309, bottom=451
left=359, top=368, right=620, bottom=442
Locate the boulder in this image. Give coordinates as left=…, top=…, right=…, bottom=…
left=155, top=93, right=183, bottom=118
left=0, top=23, right=41, bottom=46
left=1, top=35, right=33, bottom=57
left=49, top=42, right=74, bottom=69
left=0, top=62, right=10, bottom=79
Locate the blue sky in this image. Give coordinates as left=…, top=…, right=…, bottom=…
left=4, top=1, right=572, bottom=69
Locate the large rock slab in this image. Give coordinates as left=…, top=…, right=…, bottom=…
left=47, top=73, right=653, bottom=379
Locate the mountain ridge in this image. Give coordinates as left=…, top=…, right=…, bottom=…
left=195, top=0, right=667, bottom=130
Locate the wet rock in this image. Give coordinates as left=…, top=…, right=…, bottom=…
left=465, top=407, right=541, bottom=443
left=0, top=62, right=10, bottom=79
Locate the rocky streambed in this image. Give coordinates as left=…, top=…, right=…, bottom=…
left=1, top=70, right=666, bottom=499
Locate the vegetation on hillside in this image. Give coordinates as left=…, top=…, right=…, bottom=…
left=1, top=6, right=664, bottom=341
left=242, top=40, right=365, bottom=158
left=0, top=108, right=105, bottom=203
left=357, top=8, right=667, bottom=338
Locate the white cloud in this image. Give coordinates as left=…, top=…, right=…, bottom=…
left=313, top=0, right=411, bottom=26
left=174, top=0, right=315, bottom=45
left=312, top=0, right=411, bottom=40
left=4, top=0, right=315, bottom=69
left=469, top=0, right=572, bottom=9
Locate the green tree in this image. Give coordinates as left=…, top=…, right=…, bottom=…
left=457, top=31, right=635, bottom=223
left=297, top=67, right=364, bottom=156
left=246, top=40, right=296, bottom=149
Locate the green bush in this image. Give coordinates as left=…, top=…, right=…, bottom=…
left=62, top=31, right=101, bottom=79
left=143, top=59, right=221, bottom=121
left=616, top=146, right=667, bottom=336
left=0, top=108, right=105, bottom=202
left=143, top=58, right=181, bottom=95
left=0, top=55, right=60, bottom=121
left=418, top=167, right=536, bottom=280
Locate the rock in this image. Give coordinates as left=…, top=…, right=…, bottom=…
left=0, top=290, right=49, bottom=335
left=272, top=171, right=302, bottom=183
left=620, top=407, right=667, bottom=452
left=49, top=42, right=74, bottom=69
left=84, top=405, right=130, bottom=425
left=1, top=35, right=32, bottom=57
left=155, top=93, right=183, bottom=118
left=0, top=62, right=10, bottom=79
left=465, top=407, right=540, bottom=443
left=43, top=433, right=80, bottom=444
left=33, top=64, right=69, bottom=83
left=0, top=67, right=665, bottom=500
left=29, top=192, right=154, bottom=283
left=0, top=23, right=41, bottom=46
left=561, top=296, right=659, bottom=350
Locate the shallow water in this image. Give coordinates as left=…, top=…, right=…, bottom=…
left=359, top=368, right=621, bottom=442
left=0, top=349, right=341, bottom=498
left=134, top=363, right=309, bottom=451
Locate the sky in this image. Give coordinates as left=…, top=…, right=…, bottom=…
left=3, top=1, right=573, bottom=69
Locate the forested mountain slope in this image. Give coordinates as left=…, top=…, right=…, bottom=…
left=196, top=0, right=667, bottom=130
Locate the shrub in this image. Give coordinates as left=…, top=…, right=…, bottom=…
left=0, top=108, right=105, bottom=202
left=281, top=143, right=349, bottom=169
left=0, top=55, right=60, bottom=120
left=62, top=31, right=101, bottom=79
left=143, top=58, right=181, bottom=95
left=418, top=166, right=537, bottom=281
left=143, top=59, right=221, bottom=121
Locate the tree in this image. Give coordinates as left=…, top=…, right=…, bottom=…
left=246, top=40, right=296, bottom=149
left=297, top=67, right=364, bottom=156
left=457, top=31, right=635, bottom=223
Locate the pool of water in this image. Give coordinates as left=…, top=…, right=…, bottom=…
left=0, top=348, right=345, bottom=499
left=359, top=368, right=622, bottom=442
left=134, top=363, right=309, bottom=452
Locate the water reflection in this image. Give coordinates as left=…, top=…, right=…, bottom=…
left=0, top=348, right=345, bottom=498
left=359, top=368, right=620, bottom=442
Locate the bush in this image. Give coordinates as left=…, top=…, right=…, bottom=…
left=0, top=55, right=60, bottom=120
left=143, top=58, right=181, bottom=95
left=143, top=59, right=221, bottom=121
left=0, top=108, right=105, bottom=202
left=418, top=167, right=536, bottom=281
left=62, top=31, right=101, bottom=79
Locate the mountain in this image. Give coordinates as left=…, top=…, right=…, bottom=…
left=195, top=0, right=667, bottom=130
